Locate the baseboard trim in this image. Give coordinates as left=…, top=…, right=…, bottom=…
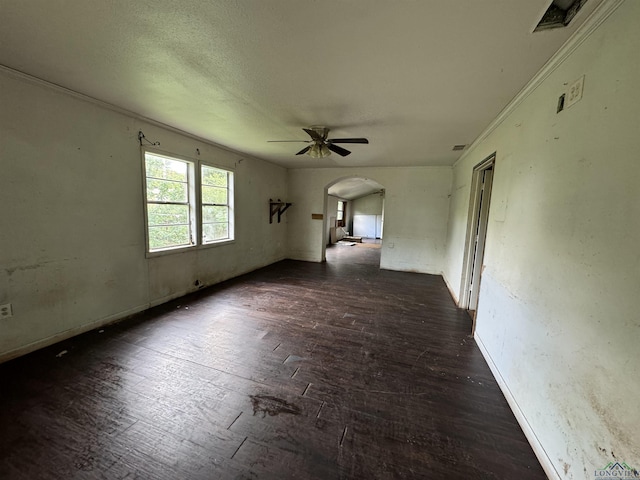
left=441, top=272, right=460, bottom=306
left=0, top=303, right=149, bottom=364
left=0, top=256, right=289, bottom=364
left=475, top=332, right=560, bottom=480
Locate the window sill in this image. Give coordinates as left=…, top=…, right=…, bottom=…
left=200, top=239, right=235, bottom=250
left=145, top=239, right=235, bottom=258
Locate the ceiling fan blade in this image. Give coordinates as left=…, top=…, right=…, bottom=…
left=327, top=138, right=369, bottom=144
left=267, top=140, right=311, bottom=143
left=303, top=128, right=324, bottom=142
left=327, top=143, right=351, bottom=157
left=296, top=146, right=312, bottom=155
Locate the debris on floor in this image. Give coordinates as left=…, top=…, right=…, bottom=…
left=337, top=241, right=357, bottom=246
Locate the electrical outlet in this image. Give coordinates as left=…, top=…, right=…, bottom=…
left=565, top=75, right=585, bottom=108
left=0, top=303, right=12, bottom=318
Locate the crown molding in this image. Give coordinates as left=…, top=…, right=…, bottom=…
left=454, top=0, right=626, bottom=169
left=0, top=64, right=254, bottom=161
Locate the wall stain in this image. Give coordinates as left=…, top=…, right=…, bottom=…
left=6, top=264, right=43, bottom=276
left=6, top=258, right=76, bottom=276
left=587, top=391, right=631, bottom=446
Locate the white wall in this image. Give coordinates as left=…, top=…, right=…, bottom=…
left=352, top=192, right=384, bottom=238
left=352, top=192, right=383, bottom=216
left=288, top=167, right=451, bottom=273
left=443, top=1, right=639, bottom=478
left=0, top=69, right=287, bottom=361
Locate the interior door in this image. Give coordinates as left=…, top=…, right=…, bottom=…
left=468, top=167, right=493, bottom=312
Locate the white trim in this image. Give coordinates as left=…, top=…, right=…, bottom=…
left=475, top=332, right=561, bottom=480
left=200, top=164, right=235, bottom=246
left=441, top=272, right=460, bottom=306
left=459, top=154, right=496, bottom=310
left=142, top=148, right=236, bottom=256
left=197, top=238, right=236, bottom=250
left=143, top=150, right=198, bottom=254
left=0, top=254, right=289, bottom=364
left=454, top=0, right=626, bottom=169
left=147, top=256, right=288, bottom=309
left=148, top=289, right=194, bottom=309
left=0, top=304, right=148, bottom=364
left=0, top=64, right=270, bottom=165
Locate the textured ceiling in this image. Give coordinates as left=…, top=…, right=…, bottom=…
left=328, top=178, right=385, bottom=201
left=0, top=1, right=603, bottom=168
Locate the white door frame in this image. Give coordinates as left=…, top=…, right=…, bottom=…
left=459, top=153, right=496, bottom=316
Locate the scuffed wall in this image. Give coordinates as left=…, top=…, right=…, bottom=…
left=0, top=70, right=287, bottom=360
left=443, top=1, right=640, bottom=478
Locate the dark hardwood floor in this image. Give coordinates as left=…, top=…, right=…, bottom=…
left=0, top=244, right=545, bottom=479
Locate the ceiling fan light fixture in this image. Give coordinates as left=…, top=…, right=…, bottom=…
left=308, top=143, right=321, bottom=158
left=308, top=143, right=331, bottom=158
left=269, top=126, right=367, bottom=158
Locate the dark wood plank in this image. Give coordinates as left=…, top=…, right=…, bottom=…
left=0, top=245, right=545, bottom=479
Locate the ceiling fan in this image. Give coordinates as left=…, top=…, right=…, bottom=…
left=268, top=126, right=369, bottom=158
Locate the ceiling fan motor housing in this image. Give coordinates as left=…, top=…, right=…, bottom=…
left=269, top=126, right=368, bottom=158
left=308, top=126, right=329, bottom=139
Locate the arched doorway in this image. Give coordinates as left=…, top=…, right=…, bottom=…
left=322, top=176, right=386, bottom=264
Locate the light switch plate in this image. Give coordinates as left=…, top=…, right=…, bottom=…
left=566, top=75, right=585, bottom=108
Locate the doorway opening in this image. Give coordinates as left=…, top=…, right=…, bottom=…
left=460, top=154, right=495, bottom=333
left=322, top=177, right=385, bottom=266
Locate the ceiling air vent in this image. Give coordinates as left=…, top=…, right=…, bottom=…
left=452, top=145, right=466, bottom=151
left=534, top=0, right=588, bottom=32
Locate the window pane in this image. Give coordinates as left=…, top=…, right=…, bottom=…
left=143, top=152, right=196, bottom=253
left=201, top=166, right=228, bottom=187
left=146, top=155, right=188, bottom=182
left=148, top=204, right=189, bottom=226
left=203, top=205, right=228, bottom=224
left=147, top=178, right=188, bottom=203
left=203, top=223, right=229, bottom=242
left=202, top=185, right=228, bottom=204
left=337, top=211, right=344, bottom=220
left=148, top=225, right=191, bottom=250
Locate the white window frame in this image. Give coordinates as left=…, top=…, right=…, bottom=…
left=142, top=148, right=235, bottom=257
left=337, top=200, right=346, bottom=227
left=200, top=163, right=235, bottom=245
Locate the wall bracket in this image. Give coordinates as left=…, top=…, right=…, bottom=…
left=270, top=199, right=292, bottom=224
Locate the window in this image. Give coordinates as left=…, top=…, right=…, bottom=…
left=143, top=151, right=234, bottom=254
left=144, top=153, right=195, bottom=251
left=201, top=164, right=234, bottom=244
left=337, top=200, right=346, bottom=227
